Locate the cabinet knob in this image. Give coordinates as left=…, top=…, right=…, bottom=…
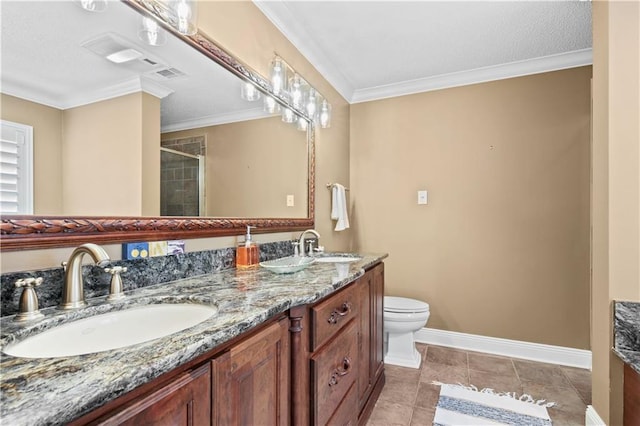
left=327, top=302, right=351, bottom=324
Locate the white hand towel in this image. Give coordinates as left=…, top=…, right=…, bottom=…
left=331, top=184, right=350, bottom=231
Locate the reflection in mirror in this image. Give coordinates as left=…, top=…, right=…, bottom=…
left=0, top=0, right=309, bottom=219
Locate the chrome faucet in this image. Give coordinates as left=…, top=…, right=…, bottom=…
left=298, top=229, right=321, bottom=257
left=59, top=243, right=111, bottom=310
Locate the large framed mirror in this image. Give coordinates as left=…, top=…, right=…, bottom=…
left=0, top=0, right=315, bottom=250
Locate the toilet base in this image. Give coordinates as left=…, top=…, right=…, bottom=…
left=384, top=331, right=422, bottom=369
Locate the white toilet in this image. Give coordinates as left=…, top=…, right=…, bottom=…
left=384, top=296, right=430, bottom=369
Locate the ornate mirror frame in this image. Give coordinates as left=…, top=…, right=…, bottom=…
left=0, top=0, right=315, bottom=251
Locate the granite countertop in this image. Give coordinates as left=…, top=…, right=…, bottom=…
left=613, top=301, right=640, bottom=374
left=0, top=253, right=387, bottom=426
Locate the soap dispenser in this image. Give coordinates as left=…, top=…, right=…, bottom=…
left=236, top=225, right=259, bottom=267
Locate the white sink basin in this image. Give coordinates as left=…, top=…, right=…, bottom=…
left=3, top=303, right=218, bottom=358
left=260, top=256, right=315, bottom=274
left=315, top=256, right=361, bottom=263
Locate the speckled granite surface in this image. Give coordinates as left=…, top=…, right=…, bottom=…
left=0, top=252, right=386, bottom=425
left=1, top=240, right=294, bottom=316
left=613, top=301, right=640, bottom=374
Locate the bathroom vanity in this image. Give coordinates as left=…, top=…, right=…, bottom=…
left=0, top=254, right=387, bottom=426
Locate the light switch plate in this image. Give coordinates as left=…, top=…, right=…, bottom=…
left=418, top=190, right=428, bottom=205
left=287, top=194, right=295, bottom=207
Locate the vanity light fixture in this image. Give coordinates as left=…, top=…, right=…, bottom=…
left=264, top=96, right=281, bottom=114
left=269, top=57, right=287, bottom=96
left=241, top=81, right=261, bottom=102
left=289, top=74, right=305, bottom=110
left=268, top=54, right=332, bottom=130
left=319, top=99, right=332, bottom=129
left=138, top=16, right=167, bottom=46
left=170, top=0, right=198, bottom=36
left=282, top=107, right=296, bottom=124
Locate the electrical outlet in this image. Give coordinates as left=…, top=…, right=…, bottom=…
left=287, top=194, right=295, bottom=207
left=418, top=190, right=428, bottom=205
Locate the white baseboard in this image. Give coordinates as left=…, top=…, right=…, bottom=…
left=414, top=327, right=592, bottom=369
left=585, top=405, right=606, bottom=425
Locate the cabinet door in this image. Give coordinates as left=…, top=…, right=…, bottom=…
left=371, top=263, right=385, bottom=382
left=357, top=274, right=372, bottom=410
left=211, top=318, right=290, bottom=426
left=96, top=363, right=211, bottom=426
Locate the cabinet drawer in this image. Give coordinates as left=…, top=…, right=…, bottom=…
left=326, top=382, right=357, bottom=426
left=312, top=320, right=358, bottom=426
left=311, top=283, right=358, bottom=351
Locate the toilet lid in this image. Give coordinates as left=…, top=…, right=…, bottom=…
left=385, top=296, right=429, bottom=313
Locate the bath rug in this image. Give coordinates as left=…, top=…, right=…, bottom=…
left=431, top=382, right=555, bottom=426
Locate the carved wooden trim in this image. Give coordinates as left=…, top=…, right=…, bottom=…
left=0, top=0, right=315, bottom=251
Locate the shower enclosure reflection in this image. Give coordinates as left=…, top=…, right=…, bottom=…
left=160, top=147, right=204, bottom=216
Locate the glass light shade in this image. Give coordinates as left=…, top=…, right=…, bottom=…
left=289, top=74, right=306, bottom=110
left=269, top=57, right=287, bottom=96
left=306, top=88, right=318, bottom=119
left=240, top=82, right=261, bottom=102
left=319, top=99, right=332, bottom=128
left=264, top=96, right=281, bottom=114
left=170, top=0, right=198, bottom=35
left=297, top=116, right=308, bottom=131
left=282, top=108, right=296, bottom=124
left=139, top=17, right=167, bottom=46
left=77, top=0, right=107, bottom=12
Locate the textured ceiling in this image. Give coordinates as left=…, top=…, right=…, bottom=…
left=254, top=1, right=593, bottom=103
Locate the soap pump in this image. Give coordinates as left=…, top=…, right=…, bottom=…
left=236, top=225, right=259, bottom=267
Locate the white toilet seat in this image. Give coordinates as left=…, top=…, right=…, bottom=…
left=384, top=296, right=429, bottom=314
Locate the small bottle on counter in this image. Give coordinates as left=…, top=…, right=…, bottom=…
left=236, top=225, right=259, bottom=268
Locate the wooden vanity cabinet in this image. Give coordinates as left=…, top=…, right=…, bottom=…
left=290, top=262, right=385, bottom=426
left=211, top=317, right=290, bottom=426
left=80, top=316, right=289, bottom=426
left=624, top=363, right=640, bottom=425
left=92, top=363, right=211, bottom=426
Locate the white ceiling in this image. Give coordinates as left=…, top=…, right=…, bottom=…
left=254, top=1, right=593, bottom=103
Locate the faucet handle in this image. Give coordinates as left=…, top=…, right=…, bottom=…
left=14, top=277, right=44, bottom=322
left=105, top=266, right=127, bottom=302
left=291, top=241, right=300, bottom=257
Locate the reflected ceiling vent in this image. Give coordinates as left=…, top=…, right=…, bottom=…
left=148, top=67, right=187, bottom=81
left=82, top=33, right=164, bottom=72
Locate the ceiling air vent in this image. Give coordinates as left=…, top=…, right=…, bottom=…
left=82, top=33, right=164, bottom=72
left=150, top=67, right=187, bottom=80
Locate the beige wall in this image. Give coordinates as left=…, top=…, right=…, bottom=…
left=1, top=93, right=63, bottom=214
left=141, top=92, right=161, bottom=216
left=592, top=1, right=640, bottom=423
left=351, top=67, right=592, bottom=349
left=197, top=1, right=352, bottom=251
left=62, top=93, right=160, bottom=216
left=163, top=116, right=308, bottom=218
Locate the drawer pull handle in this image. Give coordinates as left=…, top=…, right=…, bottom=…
left=328, top=357, right=352, bottom=387
left=327, top=302, right=351, bottom=324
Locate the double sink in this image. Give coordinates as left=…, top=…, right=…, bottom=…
left=3, top=253, right=362, bottom=359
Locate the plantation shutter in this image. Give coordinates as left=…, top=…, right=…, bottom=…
left=1, top=120, right=33, bottom=214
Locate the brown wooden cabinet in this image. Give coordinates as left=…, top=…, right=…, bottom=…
left=94, top=363, right=211, bottom=426
left=211, top=317, right=290, bottom=426
left=290, top=262, right=385, bottom=426
left=73, top=261, right=385, bottom=426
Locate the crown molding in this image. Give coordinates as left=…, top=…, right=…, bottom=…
left=161, top=107, right=274, bottom=133
left=351, top=48, right=593, bottom=103
left=252, top=0, right=353, bottom=103
left=1, top=76, right=173, bottom=110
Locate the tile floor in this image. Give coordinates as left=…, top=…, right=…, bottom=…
left=367, top=344, right=591, bottom=426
